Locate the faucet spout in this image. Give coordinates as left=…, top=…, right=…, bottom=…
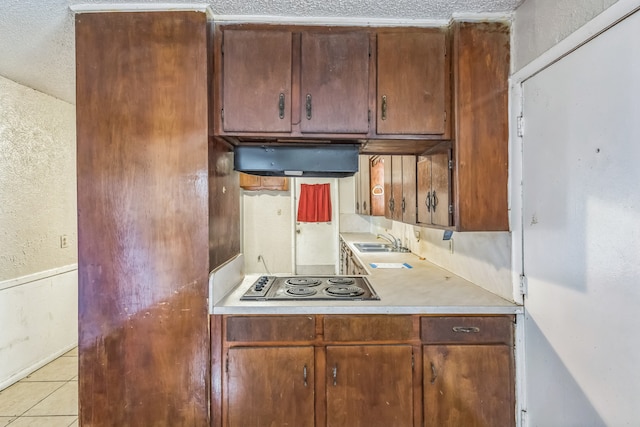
left=377, top=233, right=400, bottom=249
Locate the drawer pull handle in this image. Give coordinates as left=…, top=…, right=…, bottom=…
left=430, top=362, right=437, bottom=384
left=303, top=364, right=308, bottom=387
left=452, top=326, right=480, bottom=333
left=278, top=93, right=285, bottom=119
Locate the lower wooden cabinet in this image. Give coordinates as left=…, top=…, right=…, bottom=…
left=227, top=346, right=315, bottom=427
left=423, top=345, right=514, bottom=427
left=326, top=345, right=414, bottom=427
left=217, top=314, right=515, bottom=427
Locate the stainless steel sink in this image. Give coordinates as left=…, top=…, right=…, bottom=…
left=353, top=243, right=396, bottom=253
left=353, top=242, right=411, bottom=253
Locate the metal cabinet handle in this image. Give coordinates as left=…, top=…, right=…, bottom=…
left=389, top=198, right=395, bottom=212
left=305, top=94, right=312, bottom=120
left=363, top=201, right=367, bottom=212
left=431, top=190, right=438, bottom=211
left=381, top=95, right=388, bottom=120
left=333, top=365, right=338, bottom=386
left=452, top=326, right=480, bottom=333
left=278, top=93, right=285, bottom=119
left=401, top=197, right=406, bottom=213
left=426, top=191, right=431, bottom=212
left=356, top=202, right=360, bottom=211
left=430, top=362, right=437, bottom=384
left=303, top=364, right=308, bottom=387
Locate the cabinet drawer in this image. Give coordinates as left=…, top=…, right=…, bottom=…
left=226, top=316, right=315, bottom=342
left=421, top=316, right=513, bottom=345
left=324, top=315, right=415, bottom=341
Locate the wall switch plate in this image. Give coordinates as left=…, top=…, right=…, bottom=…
left=60, top=235, right=69, bottom=248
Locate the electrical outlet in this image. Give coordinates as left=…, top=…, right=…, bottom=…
left=60, top=235, right=69, bottom=248
left=414, top=230, right=420, bottom=240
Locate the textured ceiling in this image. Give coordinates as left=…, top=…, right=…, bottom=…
left=0, top=0, right=524, bottom=104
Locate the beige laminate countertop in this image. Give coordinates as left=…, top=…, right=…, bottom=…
left=213, top=233, right=521, bottom=315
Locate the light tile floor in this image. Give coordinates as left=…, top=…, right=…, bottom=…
left=0, top=348, right=78, bottom=426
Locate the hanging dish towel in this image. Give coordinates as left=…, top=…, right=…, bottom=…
left=297, top=183, right=332, bottom=222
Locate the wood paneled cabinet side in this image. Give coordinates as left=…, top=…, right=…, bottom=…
left=417, top=152, right=452, bottom=227
left=452, top=21, right=510, bottom=231
left=376, top=30, right=449, bottom=137
left=355, top=155, right=371, bottom=215
left=76, top=11, right=211, bottom=426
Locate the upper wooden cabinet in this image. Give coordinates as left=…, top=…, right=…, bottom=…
left=417, top=152, right=452, bottom=228
left=214, top=26, right=370, bottom=138
left=300, top=32, right=370, bottom=134
left=221, top=30, right=292, bottom=133
left=239, top=173, right=289, bottom=192
left=385, top=155, right=417, bottom=223
left=452, top=22, right=510, bottom=231
left=376, top=30, right=449, bottom=137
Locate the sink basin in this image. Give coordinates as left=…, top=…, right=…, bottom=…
left=353, top=242, right=411, bottom=253
left=353, top=242, right=395, bottom=252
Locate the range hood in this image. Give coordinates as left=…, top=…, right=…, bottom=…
left=234, top=144, right=359, bottom=177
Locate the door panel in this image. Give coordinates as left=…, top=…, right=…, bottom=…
left=423, top=345, right=514, bottom=427
left=227, top=347, right=314, bottom=427
left=222, top=30, right=292, bottom=132
left=377, top=31, right=447, bottom=135
left=300, top=32, right=369, bottom=133
left=430, top=152, right=451, bottom=226
left=326, top=345, right=413, bottom=427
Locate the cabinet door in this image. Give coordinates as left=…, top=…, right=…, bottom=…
left=377, top=31, right=447, bottom=135
left=423, top=345, right=514, bottom=427
left=370, top=156, right=385, bottom=216
left=417, top=152, right=451, bottom=227
left=227, top=346, right=314, bottom=427
left=430, top=152, right=451, bottom=226
left=358, top=156, right=371, bottom=215
left=300, top=32, right=370, bottom=133
left=401, top=155, right=417, bottom=224
left=326, top=345, right=414, bottom=427
left=222, top=30, right=292, bottom=132
left=417, top=156, right=433, bottom=224
left=391, top=156, right=403, bottom=221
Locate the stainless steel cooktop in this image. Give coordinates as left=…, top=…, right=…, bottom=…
left=240, top=276, right=380, bottom=301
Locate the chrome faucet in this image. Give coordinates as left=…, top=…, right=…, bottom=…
left=377, top=233, right=401, bottom=249
left=376, top=233, right=410, bottom=253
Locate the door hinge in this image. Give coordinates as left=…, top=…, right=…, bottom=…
left=448, top=204, right=453, bottom=214
left=448, top=159, right=453, bottom=170
left=368, top=109, right=371, bottom=123
left=411, top=351, right=415, bottom=369
left=519, top=274, right=528, bottom=296
left=221, top=108, right=224, bottom=123
left=225, top=355, right=229, bottom=373
left=517, top=115, right=525, bottom=137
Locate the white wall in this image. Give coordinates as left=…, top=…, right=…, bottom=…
left=242, top=190, right=294, bottom=274
left=0, top=75, right=77, bottom=280
left=513, top=0, right=618, bottom=71
left=513, top=1, right=640, bottom=424
left=0, top=75, right=77, bottom=389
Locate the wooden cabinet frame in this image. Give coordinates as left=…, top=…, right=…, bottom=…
left=212, top=314, right=515, bottom=427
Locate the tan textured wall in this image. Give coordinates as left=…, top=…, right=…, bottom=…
left=0, top=76, right=77, bottom=280
left=513, top=0, right=618, bottom=71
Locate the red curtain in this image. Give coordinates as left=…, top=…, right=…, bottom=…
left=297, top=183, right=332, bottom=222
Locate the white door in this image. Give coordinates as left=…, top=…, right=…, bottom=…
left=293, top=177, right=339, bottom=275
left=521, top=10, right=640, bottom=426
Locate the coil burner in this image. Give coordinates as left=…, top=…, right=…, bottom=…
left=241, top=276, right=380, bottom=301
